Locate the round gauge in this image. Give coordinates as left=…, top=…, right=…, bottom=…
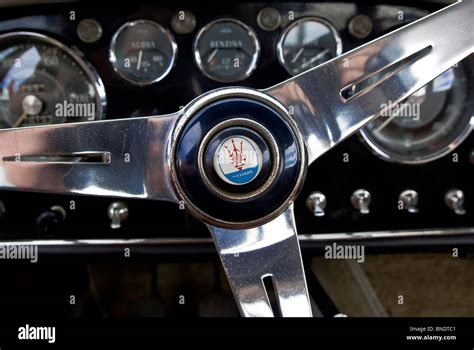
left=193, top=19, right=260, bottom=83
left=360, top=61, right=473, bottom=164
left=277, top=17, right=342, bottom=76
left=0, top=32, right=105, bottom=129
left=110, top=20, right=177, bottom=85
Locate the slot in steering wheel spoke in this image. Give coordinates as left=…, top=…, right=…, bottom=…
left=266, top=0, right=474, bottom=164
left=207, top=205, right=312, bottom=317
left=0, top=113, right=179, bottom=202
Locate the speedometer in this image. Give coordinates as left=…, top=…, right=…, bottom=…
left=0, top=32, right=105, bottom=129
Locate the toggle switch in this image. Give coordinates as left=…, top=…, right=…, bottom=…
left=445, top=189, right=466, bottom=215
left=351, top=189, right=371, bottom=214
left=108, top=201, right=129, bottom=229
left=36, top=205, right=66, bottom=236
left=306, top=192, right=327, bottom=217
left=399, top=189, right=419, bottom=213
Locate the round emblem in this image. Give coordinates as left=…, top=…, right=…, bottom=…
left=214, top=135, right=262, bottom=185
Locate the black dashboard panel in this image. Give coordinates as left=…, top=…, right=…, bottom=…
left=0, top=1, right=472, bottom=241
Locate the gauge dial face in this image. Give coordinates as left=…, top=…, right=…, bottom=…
left=360, top=62, right=473, bottom=164
left=110, top=20, right=177, bottom=85
left=277, top=17, right=342, bottom=76
left=194, top=19, right=260, bottom=83
left=0, top=32, right=105, bottom=129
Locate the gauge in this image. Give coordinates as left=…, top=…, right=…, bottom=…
left=360, top=61, right=473, bottom=164
left=193, top=18, right=260, bottom=83
left=0, top=32, right=105, bottom=129
left=110, top=20, right=177, bottom=85
left=277, top=17, right=342, bottom=76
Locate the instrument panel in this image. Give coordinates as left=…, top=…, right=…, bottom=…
left=0, top=1, right=472, bottom=239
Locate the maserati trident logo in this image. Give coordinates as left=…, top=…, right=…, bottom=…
left=214, top=136, right=262, bottom=185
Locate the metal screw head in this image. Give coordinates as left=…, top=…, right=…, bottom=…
left=257, top=7, right=281, bottom=31
left=77, top=18, right=103, bottom=43
left=22, top=95, right=43, bottom=116
left=171, top=10, right=196, bottom=34
left=348, top=14, right=373, bottom=39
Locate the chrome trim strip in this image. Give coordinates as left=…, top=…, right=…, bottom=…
left=1, top=227, right=473, bottom=247
left=299, top=227, right=474, bottom=241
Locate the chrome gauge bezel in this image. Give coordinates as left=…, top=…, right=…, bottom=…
left=359, top=58, right=474, bottom=165
left=277, top=17, right=343, bottom=76
left=109, top=19, right=178, bottom=86
left=0, top=31, right=107, bottom=122
left=193, top=18, right=261, bottom=83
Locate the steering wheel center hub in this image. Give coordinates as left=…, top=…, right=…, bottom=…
left=172, top=88, right=307, bottom=228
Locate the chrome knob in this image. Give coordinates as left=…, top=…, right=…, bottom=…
left=22, top=94, right=43, bottom=116
left=351, top=189, right=371, bottom=214
left=445, top=189, right=466, bottom=215
left=399, top=189, right=419, bottom=213
left=107, top=201, right=129, bottom=229
left=306, top=192, right=326, bottom=217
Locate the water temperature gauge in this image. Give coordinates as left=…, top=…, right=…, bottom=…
left=110, top=20, right=177, bottom=85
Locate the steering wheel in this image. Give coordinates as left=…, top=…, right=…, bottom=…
left=0, top=1, right=472, bottom=317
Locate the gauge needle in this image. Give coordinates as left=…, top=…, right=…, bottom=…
left=374, top=103, right=405, bottom=133
left=207, top=49, right=218, bottom=64
left=12, top=111, right=28, bottom=128
left=136, top=50, right=143, bottom=71
left=301, top=49, right=329, bottom=69
left=291, top=48, right=304, bottom=63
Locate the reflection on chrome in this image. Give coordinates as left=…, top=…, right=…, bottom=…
left=208, top=205, right=312, bottom=317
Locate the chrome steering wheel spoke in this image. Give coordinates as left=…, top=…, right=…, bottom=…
left=207, top=205, right=312, bottom=317
left=0, top=113, right=179, bottom=202
left=266, top=0, right=474, bottom=164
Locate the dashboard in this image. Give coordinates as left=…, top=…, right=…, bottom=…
left=0, top=0, right=472, bottom=248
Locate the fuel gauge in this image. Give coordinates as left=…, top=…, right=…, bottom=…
left=193, top=19, right=260, bottom=83
left=110, top=20, right=177, bottom=85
